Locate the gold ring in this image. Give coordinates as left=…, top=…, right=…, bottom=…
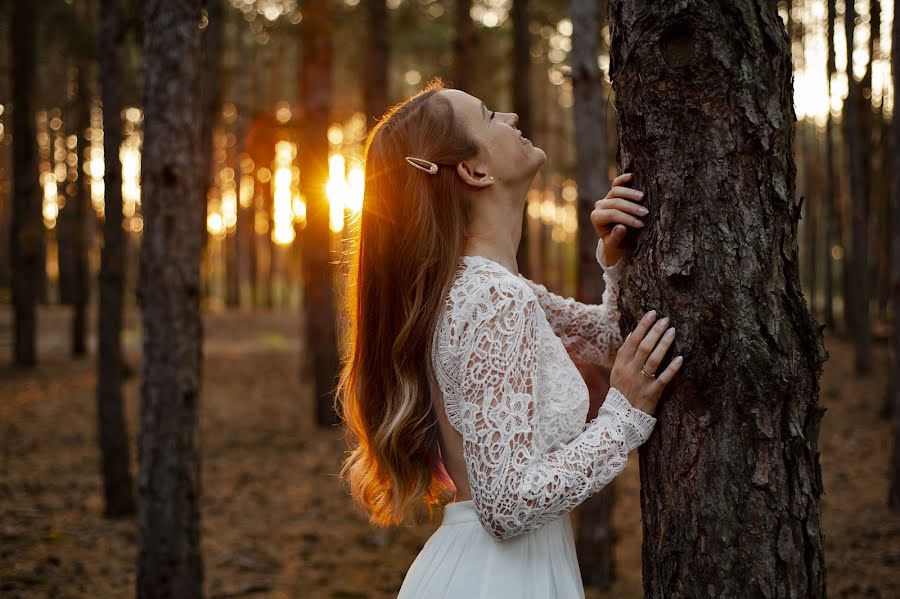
left=640, top=366, right=656, bottom=379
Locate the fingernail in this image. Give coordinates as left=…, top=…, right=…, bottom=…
left=659, top=317, right=669, bottom=326
left=635, top=219, right=645, bottom=227
left=666, top=327, right=675, bottom=337
left=638, top=207, right=649, bottom=215
left=674, top=356, right=684, bottom=365
left=647, top=310, right=656, bottom=318
left=637, top=191, right=644, bottom=197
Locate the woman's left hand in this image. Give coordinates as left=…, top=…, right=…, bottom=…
left=590, top=172, right=647, bottom=267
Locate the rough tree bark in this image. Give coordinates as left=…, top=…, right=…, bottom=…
left=570, top=0, right=616, bottom=588
left=10, top=0, right=41, bottom=367
left=136, top=0, right=205, bottom=597
left=96, top=0, right=135, bottom=519
left=299, top=2, right=341, bottom=427
left=607, top=1, right=827, bottom=596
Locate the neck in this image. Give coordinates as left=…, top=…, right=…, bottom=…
left=462, top=185, right=528, bottom=276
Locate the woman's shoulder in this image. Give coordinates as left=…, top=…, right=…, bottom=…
left=445, top=256, right=537, bottom=324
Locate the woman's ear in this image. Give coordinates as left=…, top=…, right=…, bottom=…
left=456, top=159, right=495, bottom=189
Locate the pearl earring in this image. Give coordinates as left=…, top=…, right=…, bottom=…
left=489, top=176, right=495, bottom=181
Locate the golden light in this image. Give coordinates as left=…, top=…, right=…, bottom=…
left=207, top=211, right=226, bottom=238
left=272, top=140, right=297, bottom=245
left=346, top=162, right=365, bottom=213
left=255, top=210, right=270, bottom=235
left=239, top=175, right=255, bottom=208
left=221, top=184, right=238, bottom=230
left=120, top=130, right=142, bottom=219
left=275, top=101, right=292, bottom=124
left=540, top=189, right=556, bottom=225
left=326, top=153, right=349, bottom=233
left=292, top=193, right=307, bottom=226
left=327, top=125, right=344, bottom=145
left=42, top=172, right=59, bottom=228
left=526, top=189, right=541, bottom=220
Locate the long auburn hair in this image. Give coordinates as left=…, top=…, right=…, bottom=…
left=336, top=79, right=481, bottom=526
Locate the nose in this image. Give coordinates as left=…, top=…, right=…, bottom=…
left=509, top=112, right=519, bottom=127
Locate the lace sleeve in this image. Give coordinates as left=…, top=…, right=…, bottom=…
left=451, top=275, right=656, bottom=541
left=518, top=238, right=625, bottom=368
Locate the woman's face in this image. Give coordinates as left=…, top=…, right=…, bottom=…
left=440, top=89, right=546, bottom=187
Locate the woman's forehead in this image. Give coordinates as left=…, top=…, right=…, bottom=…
left=440, top=89, right=482, bottom=119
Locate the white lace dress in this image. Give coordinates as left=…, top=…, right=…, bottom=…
left=397, top=239, right=658, bottom=599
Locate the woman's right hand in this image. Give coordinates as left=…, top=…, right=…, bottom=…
left=610, top=310, right=683, bottom=416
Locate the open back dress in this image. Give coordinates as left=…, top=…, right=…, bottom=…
left=397, top=239, right=658, bottom=598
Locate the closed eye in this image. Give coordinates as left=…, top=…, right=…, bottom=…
left=491, top=111, right=496, bottom=121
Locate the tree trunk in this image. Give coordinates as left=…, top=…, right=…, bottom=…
left=607, top=2, right=827, bottom=596
left=299, top=2, right=340, bottom=428
left=136, top=1, right=205, bottom=597
left=198, top=0, right=223, bottom=251
left=453, top=0, right=474, bottom=92
left=802, top=125, right=817, bottom=319
left=96, top=0, right=135, bottom=518
left=58, top=60, right=91, bottom=358
left=10, top=0, right=41, bottom=367
left=512, top=0, right=532, bottom=279
left=571, top=0, right=616, bottom=587
left=364, top=0, right=389, bottom=126
left=845, top=0, right=873, bottom=373
left=888, top=0, right=900, bottom=514
left=823, top=0, right=836, bottom=330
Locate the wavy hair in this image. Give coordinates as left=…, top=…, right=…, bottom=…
left=336, top=79, right=481, bottom=526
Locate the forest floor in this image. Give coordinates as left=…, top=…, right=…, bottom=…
left=0, top=305, right=898, bottom=598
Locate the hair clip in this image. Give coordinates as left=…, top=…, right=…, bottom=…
left=405, top=156, right=439, bottom=175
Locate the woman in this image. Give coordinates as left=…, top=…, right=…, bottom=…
left=336, top=79, right=683, bottom=598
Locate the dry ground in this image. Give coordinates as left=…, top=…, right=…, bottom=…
left=0, top=306, right=897, bottom=598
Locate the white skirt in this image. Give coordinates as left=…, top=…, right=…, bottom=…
left=397, top=500, right=585, bottom=598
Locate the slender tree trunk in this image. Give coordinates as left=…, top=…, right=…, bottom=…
left=513, top=0, right=532, bottom=279
left=823, top=0, right=836, bottom=330
left=0, top=13, right=9, bottom=292
left=198, top=0, right=223, bottom=250
left=454, top=0, right=474, bottom=92
left=96, top=0, right=135, bottom=518
left=58, top=60, right=91, bottom=358
left=803, top=125, right=818, bottom=318
left=225, top=151, right=241, bottom=308
left=570, top=0, right=615, bottom=586
left=10, top=0, right=41, bottom=367
left=876, top=102, right=891, bottom=322
left=845, top=0, right=873, bottom=373
left=608, top=1, right=827, bottom=595
left=136, top=1, right=205, bottom=596
left=888, top=0, right=900, bottom=513
left=299, top=2, right=340, bottom=427
left=364, top=0, right=389, bottom=126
